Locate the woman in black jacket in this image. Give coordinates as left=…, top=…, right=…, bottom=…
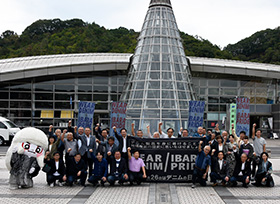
left=254, top=152, right=274, bottom=187
left=44, top=151, right=66, bottom=187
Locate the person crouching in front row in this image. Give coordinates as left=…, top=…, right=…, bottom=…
left=107, top=151, right=129, bottom=186
left=210, top=150, right=230, bottom=187
left=88, top=151, right=108, bottom=187
left=127, top=147, right=147, bottom=185
left=230, top=151, right=251, bottom=188
left=65, top=153, right=87, bottom=187
left=44, top=151, right=66, bottom=187
left=191, top=141, right=211, bottom=188
left=253, top=152, right=274, bottom=187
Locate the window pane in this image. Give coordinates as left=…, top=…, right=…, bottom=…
left=55, top=94, right=74, bottom=101
left=148, top=81, right=160, bottom=89
left=35, top=102, right=53, bottom=109
left=0, top=92, right=8, bottom=99
left=10, top=92, right=31, bottom=100
left=78, top=94, right=92, bottom=101
left=208, top=79, right=219, bottom=86
left=35, top=84, right=53, bottom=91
left=162, top=100, right=176, bottom=108
left=147, top=90, right=160, bottom=98
left=94, top=86, right=108, bottom=93
left=208, top=105, right=219, bottom=111
left=143, top=109, right=160, bottom=118
left=55, top=85, right=74, bottom=92
left=10, top=101, right=31, bottom=108
left=162, top=110, right=179, bottom=118
left=35, top=93, right=53, bottom=100
left=162, top=81, right=174, bottom=89
left=128, top=100, right=142, bottom=109
left=93, top=94, right=108, bottom=101
left=221, top=80, right=237, bottom=87
left=209, top=88, right=219, bottom=95
left=144, top=100, right=160, bottom=109
left=78, top=85, right=92, bottom=92
left=162, top=90, right=176, bottom=99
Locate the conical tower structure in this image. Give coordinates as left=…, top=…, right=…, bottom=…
left=120, top=0, right=196, bottom=134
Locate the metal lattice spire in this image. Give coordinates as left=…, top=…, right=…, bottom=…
left=120, top=0, right=196, bottom=134
left=149, top=0, right=172, bottom=8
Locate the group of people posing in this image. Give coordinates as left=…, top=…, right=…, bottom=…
left=44, top=120, right=274, bottom=189
left=44, top=121, right=146, bottom=187
left=192, top=123, right=274, bottom=188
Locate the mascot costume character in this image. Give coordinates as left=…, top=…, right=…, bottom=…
left=5, top=127, right=48, bottom=189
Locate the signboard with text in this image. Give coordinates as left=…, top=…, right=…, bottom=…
left=188, top=101, right=205, bottom=136
left=128, top=137, right=202, bottom=183
left=110, top=102, right=127, bottom=146
left=236, top=98, right=250, bottom=136
left=77, top=101, right=95, bottom=129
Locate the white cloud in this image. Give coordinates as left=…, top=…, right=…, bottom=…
left=0, top=0, right=279, bottom=47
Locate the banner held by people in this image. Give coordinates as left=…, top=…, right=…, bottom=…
left=128, top=136, right=202, bottom=182
left=77, top=101, right=95, bottom=129
left=110, top=102, right=127, bottom=146
left=236, top=98, right=250, bottom=136
left=188, top=101, right=205, bottom=136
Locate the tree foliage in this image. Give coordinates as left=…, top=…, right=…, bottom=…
left=225, top=27, right=280, bottom=65
left=0, top=18, right=279, bottom=65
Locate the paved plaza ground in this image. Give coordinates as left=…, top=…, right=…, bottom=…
left=0, top=139, right=280, bottom=204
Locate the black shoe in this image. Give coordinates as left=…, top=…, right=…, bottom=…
left=101, top=183, right=105, bottom=187
left=242, top=184, right=248, bottom=188
left=230, top=182, right=237, bottom=187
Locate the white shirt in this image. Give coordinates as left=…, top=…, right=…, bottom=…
left=116, top=159, right=121, bottom=168
left=238, top=162, right=245, bottom=176
left=49, top=144, right=53, bottom=151
left=86, top=135, right=90, bottom=146
left=53, top=161, right=60, bottom=176
left=218, top=159, right=223, bottom=170
left=218, top=144, right=223, bottom=151
left=122, top=137, right=127, bottom=153
left=160, top=132, right=175, bottom=138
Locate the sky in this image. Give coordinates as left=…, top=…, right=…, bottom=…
left=1, top=0, right=280, bottom=48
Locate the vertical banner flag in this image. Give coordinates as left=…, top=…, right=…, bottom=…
left=110, top=102, right=127, bottom=146
left=229, top=103, right=237, bottom=134
left=77, top=101, right=95, bottom=129
left=236, top=98, right=250, bottom=136
left=188, top=101, right=205, bottom=136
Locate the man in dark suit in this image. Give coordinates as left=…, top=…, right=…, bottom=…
left=113, top=127, right=129, bottom=162
left=230, top=152, right=251, bottom=188
left=44, top=151, right=66, bottom=187
left=97, top=136, right=118, bottom=164
left=65, top=153, right=87, bottom=187
left=210, top=150, right=230, bottom=186
left=107, top=151, right=129, bottom=186
left=78, top=127, right=96, bottom=176
left=93, top=124, right=108, bottom=142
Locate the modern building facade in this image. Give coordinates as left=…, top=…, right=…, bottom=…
left=0, top=53, right=280, bottom=135
left=0, top=0, right=280, bottom=136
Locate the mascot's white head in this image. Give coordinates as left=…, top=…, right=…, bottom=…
left=6, top=127, right=48, bottom=170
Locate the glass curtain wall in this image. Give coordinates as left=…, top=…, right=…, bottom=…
left=121, top=0, right=196, bottom=135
